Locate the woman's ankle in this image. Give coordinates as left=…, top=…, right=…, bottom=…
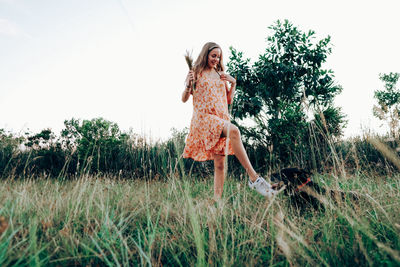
left=249, top=173, right=259, bottom=183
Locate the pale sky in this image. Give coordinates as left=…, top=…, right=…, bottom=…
left=1, top=0, right=399, bottom=140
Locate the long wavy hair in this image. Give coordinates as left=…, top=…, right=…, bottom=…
left=193, top=42, right=225, bottom=79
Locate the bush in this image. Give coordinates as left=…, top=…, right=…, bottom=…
left=1, top=119, right=399, bottom=179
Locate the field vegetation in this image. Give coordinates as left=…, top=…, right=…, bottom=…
left=0, top=171, right=399, bottom=266
left=1, top=125, right=399, bottom=266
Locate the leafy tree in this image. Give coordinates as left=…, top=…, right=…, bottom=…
left=26, top=129, right=55, bottom=149
left=24, top=129, right=66, bottom=175
left=227, top=20, right=346, bottom=168
left=373, top=72, right=400, bottom=138
left=61, top=117, right=127, bottom=172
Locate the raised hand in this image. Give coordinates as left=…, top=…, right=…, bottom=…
left=220, top=72, right=236, bottom=84
left=185, top=70, right=194, bottom=87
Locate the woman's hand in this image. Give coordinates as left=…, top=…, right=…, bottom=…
left=185, top=70, right=194, bottom=87
left=221, top=72, right=236, bottom=105
left=220, top=72, right=236, bottom=85
left=182, top=70, right=194, bottom=103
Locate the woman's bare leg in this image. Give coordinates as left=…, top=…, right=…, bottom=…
left=213, top=154, right=225, bottom=199
left=222, top=123, right=258, bottom=182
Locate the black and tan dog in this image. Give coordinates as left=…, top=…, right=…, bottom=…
left=271, top=168, right=359, bottom=211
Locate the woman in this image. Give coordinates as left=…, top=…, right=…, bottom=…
left=182, top=42, right=276, bottom=199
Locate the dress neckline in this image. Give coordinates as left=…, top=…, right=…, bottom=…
left=202, top=70, right=222, bottom=81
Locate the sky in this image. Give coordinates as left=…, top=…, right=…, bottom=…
left=1, top=0, right=399, bottom=140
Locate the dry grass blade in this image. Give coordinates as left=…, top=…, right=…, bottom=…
left=184, top=50, right=195, bottom=92
left=319, top=110, right=328, bottom=132
left=274, top=211, right=293, bottom=264
left=368, top=137, right=400, bottom=170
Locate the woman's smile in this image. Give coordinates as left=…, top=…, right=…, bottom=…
left=207, top=48, right=221, bottom=69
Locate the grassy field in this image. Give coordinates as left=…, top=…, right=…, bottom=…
left=0, top=172, right=399, bottom=266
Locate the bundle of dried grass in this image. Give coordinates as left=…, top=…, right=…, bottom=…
left=184, top=50, right=193, bottom=70
left=184, top=50, right=195, bottom=92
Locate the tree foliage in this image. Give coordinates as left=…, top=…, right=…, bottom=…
left=227, top=20, right=346, bottom=168
left=373, top=72, right=400, bottom=138
left=61, top=117, right=127, bottom=172
left=26, top=129, right=55, bottom=149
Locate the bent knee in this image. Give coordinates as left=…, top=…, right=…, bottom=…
left=228, top=124, right=240, bottom=139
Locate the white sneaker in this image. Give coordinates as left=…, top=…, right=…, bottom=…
left=249, top=177, right=276, bottom=198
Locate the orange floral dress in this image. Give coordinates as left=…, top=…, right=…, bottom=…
left=183, top=71, right=234, bottom=161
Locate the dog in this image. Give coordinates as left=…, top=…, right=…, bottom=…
left=271, top=168, right=359, bottom=211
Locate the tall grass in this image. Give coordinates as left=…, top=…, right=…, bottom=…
left=0, top=172, right=398, bottom=266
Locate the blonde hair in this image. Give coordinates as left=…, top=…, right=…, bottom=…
left=193, top=42, right=225, bottom=78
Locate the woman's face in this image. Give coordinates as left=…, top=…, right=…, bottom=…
left=207, top=48, right=221, bottom=69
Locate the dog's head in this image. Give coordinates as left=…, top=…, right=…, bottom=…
left=271, top=168, right=312, bottom=191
